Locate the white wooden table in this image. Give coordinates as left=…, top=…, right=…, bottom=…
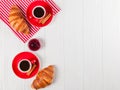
left=0, top=0, right=120, bottom=90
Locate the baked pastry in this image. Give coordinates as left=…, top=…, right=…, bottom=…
left=9, top=5, right=30, bottom=35
left=31, top=65, right=55, bottom=89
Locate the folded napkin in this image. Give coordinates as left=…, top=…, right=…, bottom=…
left=0, top=0, right=60, bottom=43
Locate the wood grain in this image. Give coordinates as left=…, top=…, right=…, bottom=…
left=0, top=0, right=120, bottom=90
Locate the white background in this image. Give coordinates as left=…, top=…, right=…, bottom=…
left=0, top=0, right=120, bottom=90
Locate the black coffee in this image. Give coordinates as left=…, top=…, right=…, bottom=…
left=20, top=60, right=30, bottom=71
left=33, top=7, right=45, bottom=18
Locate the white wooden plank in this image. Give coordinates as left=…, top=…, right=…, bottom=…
left=62, top=0, right=84, bottom=90
left=0, top=21, right=25, bottom=90
left=43, top=13, right=65, bottom=90
left=0, top=20, right=5, bottom=90
left=82, top=0, right=104, bottom=90
left=102, top=0, right=120, bottom=90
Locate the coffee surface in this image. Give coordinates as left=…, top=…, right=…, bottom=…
left=20, top=60, right=30, bottom=71
left=33, top=7, right=45, bottom=18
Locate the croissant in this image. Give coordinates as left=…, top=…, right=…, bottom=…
left=9, top=5, right=30, bottom=35
left=31, top=65, right=55, bottom=90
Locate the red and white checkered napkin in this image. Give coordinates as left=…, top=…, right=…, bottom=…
left=0, top=0, right=60, bottom=43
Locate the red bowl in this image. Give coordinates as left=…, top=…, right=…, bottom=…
left=26, top=1, right=53, bottom=27
left=12, top=52, right=40, bottom=79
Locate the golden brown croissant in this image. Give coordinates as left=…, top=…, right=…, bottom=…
left=9, top=5, right=30, bottom=35
left=31, top=65, right=55, bottom=90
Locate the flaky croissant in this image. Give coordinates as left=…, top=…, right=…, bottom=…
left=31, top=65, right=55, bottom=90
left=9, top=5, right=30, bottom=35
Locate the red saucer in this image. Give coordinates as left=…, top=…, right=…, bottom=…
left=26, top=1, right=53, bottom=27
left=12, top=52, right=40, bottom=79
